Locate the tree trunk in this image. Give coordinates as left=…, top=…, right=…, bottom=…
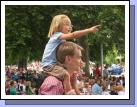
left=84, top=45, right=90, bottom=76
left=100, top=43, right=103, bottom=76
left=18, top=57, right=27, bottom=70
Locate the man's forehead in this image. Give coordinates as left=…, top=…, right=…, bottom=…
left=74, top=48, right=82, bottom=56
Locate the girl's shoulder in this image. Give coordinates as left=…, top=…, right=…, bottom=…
left=49, top=32, right=63, bottom=39
left=52, top=32, right=63, bottom=36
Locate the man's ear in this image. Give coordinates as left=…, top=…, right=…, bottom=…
left=65, top=56, right=71, bottom=63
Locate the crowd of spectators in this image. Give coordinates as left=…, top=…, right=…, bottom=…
left=5, top=62, right=125, bottom=95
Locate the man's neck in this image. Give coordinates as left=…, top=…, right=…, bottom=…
left=66, top=69, right=74, bottom=77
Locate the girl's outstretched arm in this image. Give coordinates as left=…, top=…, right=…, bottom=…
left=60, top=25, right=101, bottom=40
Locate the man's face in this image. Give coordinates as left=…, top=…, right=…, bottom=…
left=13, top=81, right=17, bottom=88
left=68, top=48, right=82, bottom=72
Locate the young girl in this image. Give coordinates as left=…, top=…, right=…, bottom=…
left=41, top=14, right=100, bottom=95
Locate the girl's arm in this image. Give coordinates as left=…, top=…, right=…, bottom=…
left=60, top=25, right=100, bottom=40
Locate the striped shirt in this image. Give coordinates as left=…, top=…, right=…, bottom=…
left=38, top=76, right=64, bottom=95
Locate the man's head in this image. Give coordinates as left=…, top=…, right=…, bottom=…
left=56, top=42, right=83, bottom=72
left=10, top=80, right=17, bottom=88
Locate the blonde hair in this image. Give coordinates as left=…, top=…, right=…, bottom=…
left=48, top=14, right=70, bottom=37
left=113, top=85, right=123, bottom=91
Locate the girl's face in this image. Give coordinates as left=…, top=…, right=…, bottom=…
left=60, top=18, right=73, bottom=34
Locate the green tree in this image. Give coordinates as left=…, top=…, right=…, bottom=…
left=5, top=5, right=125, bottom=72
left=105, top=44, right=119, bottom=65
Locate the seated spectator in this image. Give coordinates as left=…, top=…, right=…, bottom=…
left=91, top=79, right=102, bottom=95
left=109, top=85, right=118, bottom=95
left=9, top=80, right=17, bottom=95
left=5, top=80, right=10, bottom=95
left=26, top=81, right=35, bottom=95
left=82, top=82, right=91, bottom=95
left=101, top=85, right=110, bottom=95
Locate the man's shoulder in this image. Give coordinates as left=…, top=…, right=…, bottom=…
left=44, top=76, right=62, bottom=85
left=92, top=83, right=99, bottom=88
left=9, top=87, right=16, bottom=93
left=38, top=76, right=64, bottom=95
left=46, top=76, right=60, bottom=80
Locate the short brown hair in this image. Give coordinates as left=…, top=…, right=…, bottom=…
left=56, top=42, right=83, bottom=64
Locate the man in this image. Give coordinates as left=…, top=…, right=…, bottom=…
left=38, top=42, right=83, bottom=95
left=9, top=80, right=17, bottom=95
left=103, top=65, right=109, bottom=77
left=91, top=79, right=102, bottom=95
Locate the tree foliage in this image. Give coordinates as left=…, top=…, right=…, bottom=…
left=5, top=5, right=125, bottom=71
